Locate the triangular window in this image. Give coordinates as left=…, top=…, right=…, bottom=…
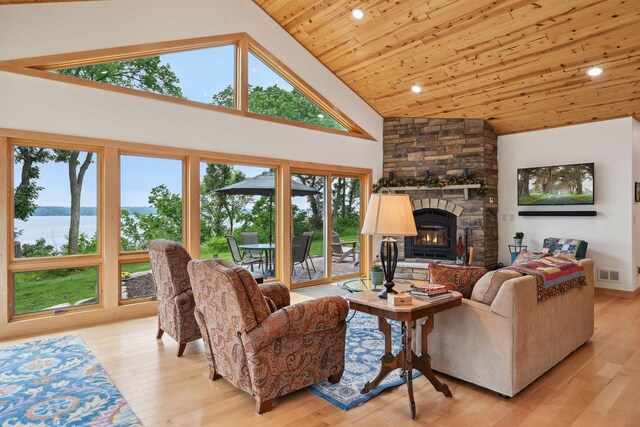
left=247, top=52, right=346, bottom=131
left=3, top=33, right=372, bottom=139
left=52, top=45, right=236, bottom=109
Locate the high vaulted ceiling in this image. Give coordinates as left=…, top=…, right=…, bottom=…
left=254, top=0, right=640, bottom=135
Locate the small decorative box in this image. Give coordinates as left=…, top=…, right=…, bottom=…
left=388, top=294, right=413, bottom=306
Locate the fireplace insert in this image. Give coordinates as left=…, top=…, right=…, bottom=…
left=405, top=208, right=456, bottom=260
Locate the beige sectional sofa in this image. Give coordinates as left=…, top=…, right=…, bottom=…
left=427, top=259, right=595, bottom=397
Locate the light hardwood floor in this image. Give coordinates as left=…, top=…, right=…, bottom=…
left=2, top=291, right=639, bottom=426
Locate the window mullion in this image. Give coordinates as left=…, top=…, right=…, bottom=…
left=237, top=38, right=249, bottom=112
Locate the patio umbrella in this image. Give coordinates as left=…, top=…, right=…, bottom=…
left=215, top=171, right=320, bottom=245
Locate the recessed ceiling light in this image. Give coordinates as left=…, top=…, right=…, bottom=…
left=586, top=66, right=603, bottom=77
left=411, top=84, right=422, bottom=93
left=317, top=114, right=325, bottom=119
left=352, top=8, right=365, bottom=20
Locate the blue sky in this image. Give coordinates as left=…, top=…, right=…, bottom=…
left=13, top=152, right=98, bottom=207
left=159, top=46, right=293, bottom=104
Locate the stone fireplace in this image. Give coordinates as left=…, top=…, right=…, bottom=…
left=405, top=208, right=457, bottom=260
left=383, top=117, right=498, bottom=278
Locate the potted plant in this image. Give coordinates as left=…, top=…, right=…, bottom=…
left=370, top=264, right=384, bottom=288
left=514, top=232, right=524, bottom=246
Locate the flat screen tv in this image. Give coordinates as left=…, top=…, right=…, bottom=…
left=517, top=162, right=594, bottom=206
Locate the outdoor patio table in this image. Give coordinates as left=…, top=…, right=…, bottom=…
left=239, top=243, right=275, bottom=277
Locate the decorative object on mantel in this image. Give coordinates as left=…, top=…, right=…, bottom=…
left=361, top=193, right=417, bottom=299
left=373, top=175, right=487, bottom=198
left=513, top=232, right=524, bottom=246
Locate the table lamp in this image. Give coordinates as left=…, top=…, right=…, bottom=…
left=361, top=193, right=417, bottom=299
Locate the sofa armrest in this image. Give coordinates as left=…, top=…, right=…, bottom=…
left=490, top=258, right=595, bottom=320
left=490, top=275, right=537, bottom=319
left=259, top=282, right=290, bottom=309
left=245, top=296, right=348, bottom=352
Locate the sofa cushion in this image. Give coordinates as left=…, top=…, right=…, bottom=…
left=513, top=249, right=547, bottom=266
left=429, top=264, right=488, bottom=298
left=471, top=269, right=523, bottom=305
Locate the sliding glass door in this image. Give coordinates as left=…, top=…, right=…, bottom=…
left=330, top=176, right=362, bottom=280
left=291, top=173, right=327, bottom=285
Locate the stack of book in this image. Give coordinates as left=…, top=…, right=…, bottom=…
left=408, top=283, right=452, bottom=300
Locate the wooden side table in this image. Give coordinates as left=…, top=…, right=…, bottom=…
left=345, top=283, right=462, bottom=419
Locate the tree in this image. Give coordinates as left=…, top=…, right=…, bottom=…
left=13, top=147, right=54, bottom=221
left=47, top=150, right=94, bottom=254
left=211, top=84, right=344, bottom=130
left=294, top=174, right=324, bottom=229
left=238, top=196, right=269, bottom=241
left=56, top=57, right=184, bottom=98
left=200, top=164, right=250, bottom=240
left=121, top=185, right=182, bottom=251
left=518, top=169, right=531, bottom=197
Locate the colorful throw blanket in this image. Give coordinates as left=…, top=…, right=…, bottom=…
left=505, top=256, right=587, bottom=303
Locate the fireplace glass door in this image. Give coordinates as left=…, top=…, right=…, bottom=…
left=415, top=224, right=448, bottom=247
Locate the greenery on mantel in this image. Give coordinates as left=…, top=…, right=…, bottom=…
left=373, top=175, right=488, bottom=196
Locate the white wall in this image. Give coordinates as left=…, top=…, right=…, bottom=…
left=632, top=118, right=640, bottom=290
left=0, top=0, right=383, bottom=175
left=498, top=118, right=636, bottom=292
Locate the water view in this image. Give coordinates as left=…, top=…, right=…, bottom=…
left=15, top=215, right=97, bottom=246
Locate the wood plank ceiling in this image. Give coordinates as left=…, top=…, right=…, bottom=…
left=253, top=0, right=640, bottom=135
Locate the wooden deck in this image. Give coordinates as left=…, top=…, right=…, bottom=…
left=291, top=254, right=360, bottom=284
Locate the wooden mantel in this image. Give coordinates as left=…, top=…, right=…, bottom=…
left=383, top=184, right=481, bottom=200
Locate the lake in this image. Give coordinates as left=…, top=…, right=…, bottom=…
left=14, top=216, right=97, bottom=246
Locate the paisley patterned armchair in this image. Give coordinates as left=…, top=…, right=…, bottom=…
left=148, top=240, right=201, bottom=357
left=187, top=258, right=348, bottom=414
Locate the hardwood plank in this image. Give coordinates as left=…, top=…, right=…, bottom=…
left=1, top=292, right=640, bottom=425
left=254, top=0, right=640, bottom=134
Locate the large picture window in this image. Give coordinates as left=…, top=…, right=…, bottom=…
left=13, top=266, right=99, bottom=316
left=120, top=155, right=184, bottom=252
left=13, top=145, right=98, bottom=259
left=200, top=162, right=278, bottom=279
left=119, top=154, right=184, bottom=302
left=1, top=133, right=369, bottom=329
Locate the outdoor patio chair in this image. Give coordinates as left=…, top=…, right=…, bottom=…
left=148, top=240, right=201, bottom=357
left=227, top=236, right=263, bottom=272
left=292, top=234, right=312, bottom=280
left=331, top=231, right=356, bottom=263
left=241, top=232, right=263, bottom=262
left=187, top=258, right=347, bottom=414
left=303, top=231, right=316, bottom=272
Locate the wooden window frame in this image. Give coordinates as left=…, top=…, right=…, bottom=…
left=0, top=128, right=372, bottom=339
left=117, top=152, right=187, bottom=305
left=0, top=33, right=374, bottom=140
left=6, top=139, right=104, bottom=319
left=288, top=168, right=371, bottom=290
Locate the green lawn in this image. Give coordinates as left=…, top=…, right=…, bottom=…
left=14, top=267, right=98, bottom=314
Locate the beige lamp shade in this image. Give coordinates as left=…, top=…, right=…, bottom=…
left=361, top=193, right=418, bottom=236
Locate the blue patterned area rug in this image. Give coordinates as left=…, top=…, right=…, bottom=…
left=307, top=311, right=420, bottom=410
left=0, top=335, right=141, bottom=426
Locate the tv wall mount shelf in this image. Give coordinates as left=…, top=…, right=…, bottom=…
left=518, top=211, right=597, bottom=217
